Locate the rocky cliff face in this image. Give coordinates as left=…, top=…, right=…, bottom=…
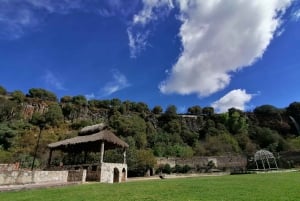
left=22, top=101, right=48, bottom=119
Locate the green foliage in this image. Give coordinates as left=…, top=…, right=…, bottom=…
left=287, top=102, right=300, bottom=134
left=165, top=105, right=177, bottom=116
left=152, top=105, right=163, bottom=114
left=11, top=90, right=26, bottom=103
left=72, top=95, right=87, bottom=106
left=2, top=84, right=300, bottom=171
left=70, top=119, right=93, bottom=130
left=0, top=97, right=21, bottom=121
left=226, top=108, right=248, bottom=135
left=0, top=148, right=12, bottom=162
left=60, top=96, right=72, bottom=103
left=0, top=122, right=17, bottom=150
left=204, top=133, right=240, bottom=155
left=128, top=149, right=156, bottom=176
left=45, top=103, right=64, bottom=127
left=27, top=88, right=57, bottom=101
left=202, top=107, right=214, bottom=116
left=0, top=85, right=7, bottom=95
left=187, top=105, right=202, bottom=115
left=110, top=114, right=147, bottom=149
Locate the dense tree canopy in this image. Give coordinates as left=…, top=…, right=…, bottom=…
left=0, top=85, right=299, bottom=172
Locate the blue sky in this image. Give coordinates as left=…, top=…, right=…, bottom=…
left=0, top=0, right=300, bottom=113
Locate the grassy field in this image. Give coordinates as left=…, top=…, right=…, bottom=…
left=1, top=172, right=299, bottom=201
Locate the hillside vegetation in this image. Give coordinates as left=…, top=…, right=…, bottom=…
left=0, top=85, right=300, bottom=174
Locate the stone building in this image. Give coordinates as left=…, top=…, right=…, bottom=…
left=47, top=124, right=128, bottom=183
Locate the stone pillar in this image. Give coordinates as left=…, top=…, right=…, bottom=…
left=100, top=141, right=105, bottom=163
left=123, top=149, right=127, bottom=164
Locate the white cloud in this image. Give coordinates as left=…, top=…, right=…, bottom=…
left=0, top=0, right=84, bottom=39
left=159, top=0, right=293, bottom=97
left=85, top=93, right=96, bottom=100
left=133, top=0, right=174, bottom=25
left=127, top=28, right=150, bottom=58
left=127, top=0, right=173, bottom=58
left=101, top=69, right=130, bottom=97
left=211, top=89, right=253, bottom=113
left=293, top=9, right=300, bottom=21
left=44, top=70, right=66, bottom=90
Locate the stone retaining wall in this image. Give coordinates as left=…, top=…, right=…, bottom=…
left=157, top=155, right=247, bottom=170
left=0, top=170, right=68, bottom=186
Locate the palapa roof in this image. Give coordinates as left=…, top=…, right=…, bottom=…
left=48, top=129, right=129, bottom=152
left=78, top=123, right=106, bottom=136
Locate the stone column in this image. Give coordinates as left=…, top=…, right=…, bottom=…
left=123, top=149, right=127, bottom=164
left=100, top=141, right=105, bottom=163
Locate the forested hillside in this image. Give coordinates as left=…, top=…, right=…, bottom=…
left=1, top=85, right=300, bottom=173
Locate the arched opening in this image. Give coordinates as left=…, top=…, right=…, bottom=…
left=121, top=168, right=126, bottom=182
left=113, top=168, right=119, bottom=183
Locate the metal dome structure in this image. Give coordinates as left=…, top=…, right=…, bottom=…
left=254, top=150, right=278, bottom=170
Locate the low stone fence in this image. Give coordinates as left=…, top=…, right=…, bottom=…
left=0, top=163, right=20, bottom=172
left=67, top=169, right=87, bottom=182
left=157, top=155, right=247, bottom=171
left=0, top=170, right=68, bottom=186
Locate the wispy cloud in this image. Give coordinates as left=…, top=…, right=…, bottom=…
left=43, top=70, right=66, bottom=90
left=101, top=69, right=130, bottom=97
left=85, top=93, right=96, bottom=100
left=127, top=0, right=173, bottom=58
left=127, top=28, right=150, bottom=58
left=292, top=9, right=300, bottom=21
left=0, top=0, right=84, bottom=39
left=211, top=89, right=253, bottom=113
left=290, top=0, right=300, bottom=21
left=0, top=0, right=139, bottom=40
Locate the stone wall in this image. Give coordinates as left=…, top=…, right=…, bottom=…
left=0, top=163, right=20, bottom=172
left=0, top=170, right=68, bottom=186
left=67, top=169, right=87, bottom=182
left=157, top=155, right=247, bottom=170
left=100, top=163, right=127, bottom=184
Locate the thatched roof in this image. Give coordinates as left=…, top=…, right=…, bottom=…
left=78, top=123, right=106, bottom=136
left=48, top=130, right=129, bottom=152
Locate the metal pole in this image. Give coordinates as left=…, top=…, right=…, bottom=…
left=47, top=149, right=53, bottom=168
left=31, top=127, right=42, bottom=171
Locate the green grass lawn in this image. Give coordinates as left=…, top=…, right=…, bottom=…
left=1, top=172, right=299, bottom=201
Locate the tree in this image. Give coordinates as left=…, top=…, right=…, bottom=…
left=165, top=105, right=177, bottom=116
left=227, top=108, right=248, bottom=135
left=11, top=90, right=25, bottom=103
left=60, top=96, right=72, bottom=103
left=0, top=97, right=20, bottom=121
left=72, top=95, right=87, bottom=106
left=287, top=102, right=300, bottom=134
left=28, top=88, right=57, bottom=101
left=152, top=105, right=163, bottom=115
left=0, top=123, right=17, bottom=150
left=202, top=107, right=214, bottom=116
left=129, top=149, right=156, bottom=176
left=0, top=85, right=6, bottom=95
left=30, top=112, right=47, bottom=170
left=187, top=105, right=202, bottom=115
left=45, top=103, right=64, bottom=127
